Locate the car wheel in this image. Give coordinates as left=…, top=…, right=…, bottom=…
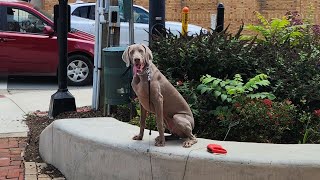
left=67, top=55, right=93, bottom=86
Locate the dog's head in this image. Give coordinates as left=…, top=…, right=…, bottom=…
left=122, top=44, right=153, bottom=74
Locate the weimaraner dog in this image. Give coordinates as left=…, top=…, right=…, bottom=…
left=122, top=44, right=197, bottom=148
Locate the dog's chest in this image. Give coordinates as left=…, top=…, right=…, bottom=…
left=132, top=80, right=149, bottom=98
left=132, top=79, right=154, bottom=111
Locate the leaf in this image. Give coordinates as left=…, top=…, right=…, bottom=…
left=221, top=94, right=228, bottom=102
left=227, top=88, right=236, bottom=95
left=270, top=18, right=290, bottom=30
left=214, top=91, right=222, bottom=98
left=220, top=81, right=226, bottom=87
left=256, top=80, right=270, bottom=86
left=200, top=87, right=211, bottom=94
left=196, top=84, right=206, bottom=91
left=212, top=79, right=222, bottom=87
left=252, top=84, right=259, bottom=89
left=202, top=76, right=215, bottom=84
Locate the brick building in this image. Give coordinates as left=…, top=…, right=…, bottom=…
left=42, top=0, right=320, bottom=34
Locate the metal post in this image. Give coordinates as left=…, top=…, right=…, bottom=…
left=48, top=0, right=76, bottom=118
left=92, top=0, right=100, bottom=110
left=149, top=0, right=165, bottom=46
left=128, top=0, right=134, bottom=45
left=99, top=0, right=109, bottom=114
left=181, top=6, right=189, bottom=36
left=216, top=3, right=224, bottom=33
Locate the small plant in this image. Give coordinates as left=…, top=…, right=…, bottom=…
left=197, top=73, right=275, bottom=103
left=299, top=109, right=320, bottom=144
left=241, top=11, right=305, bottom=45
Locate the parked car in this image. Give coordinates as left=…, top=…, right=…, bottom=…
left=69, top=2, right=207, bottom=45
left=0, top=0, right=95, bottom=86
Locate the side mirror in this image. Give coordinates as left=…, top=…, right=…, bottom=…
left=43, top=25, right=54, bottom=36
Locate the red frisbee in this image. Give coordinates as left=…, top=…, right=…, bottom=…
left=207, top=144, right=227, bottom=154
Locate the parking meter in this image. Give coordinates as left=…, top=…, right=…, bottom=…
left=109, top=6, right=120, bottom=27
left=149, top=0, right=165, bottom=45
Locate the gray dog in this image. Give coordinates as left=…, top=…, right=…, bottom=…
left=122, top=44, right=197, bottom=148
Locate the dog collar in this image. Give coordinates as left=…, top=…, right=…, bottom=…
left=137, top=65, right=151, bottom=81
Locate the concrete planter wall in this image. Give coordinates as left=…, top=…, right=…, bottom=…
left=39, top=118, right=320, bottom=180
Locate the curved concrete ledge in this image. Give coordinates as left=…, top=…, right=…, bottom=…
left=39, top=117, right=320, bottom=180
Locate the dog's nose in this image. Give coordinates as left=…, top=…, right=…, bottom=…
left=134, top=58, right=140, bottom=62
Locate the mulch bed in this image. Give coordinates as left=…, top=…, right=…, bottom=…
left=24, top=105, right=131, bottom=179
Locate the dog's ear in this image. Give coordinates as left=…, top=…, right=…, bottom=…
left=142, top=44, right=153, bottom=65
left=122, top=46, right=131, bottom=67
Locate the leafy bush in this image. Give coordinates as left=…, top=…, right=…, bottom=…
left=144, top=10, right=320, bottom=144
left=222, top=98, right=299, bottom=143
left=298, top=109, right=320, bottom=144
left=151, top=28, right=258, bottom=82
left=240, top=11, right=305, bottom=46
left=239, top=10, right=320, bottom=109
left=198, top=73, right=275, bottom=103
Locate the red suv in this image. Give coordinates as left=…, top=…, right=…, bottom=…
left=0, top=0, right=95, bottom=86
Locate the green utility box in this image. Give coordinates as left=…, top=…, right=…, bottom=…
left=103, top=47, right=132, bottom=105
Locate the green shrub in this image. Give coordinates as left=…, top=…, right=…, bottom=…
left=151, top=27, right=258, bottom=82
left=225, top=98, right=299, bottom=143
left=241, top=11, right=305, bottom=46
left=298, top=109, right=320, bottom=144
left=198, top=73, right=275, bottom=103
left=146, top=11, right=320, bottom=144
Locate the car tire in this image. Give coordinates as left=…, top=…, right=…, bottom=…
left=66, top=55, right=93, bottom=86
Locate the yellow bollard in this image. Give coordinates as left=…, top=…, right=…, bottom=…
left=181, top=6, right=189, bottom=36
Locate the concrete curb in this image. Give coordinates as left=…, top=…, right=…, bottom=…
left=39, top=118, right=320, bottom=180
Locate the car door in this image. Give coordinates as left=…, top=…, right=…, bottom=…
left=0, top=6, right=10, bottom=74
left=133, top=6, right=149, bottom=45
left=71, top=5, right=95, bottom=34
left=1, top=6, right=58, bottom=75
left=120, top=6, right=149, bottom=45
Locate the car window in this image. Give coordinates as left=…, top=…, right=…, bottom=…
left=72, top=5, right=95, bottom=20
left=133, top=7, right=149, bottom=24
left=88, top=5, right=95, bottom=20
left=120, top=6, right=149, bottom=24
left=72, top=6, right=89, bottom=18
left=5, top=7, right=48, bottom=34
left=0, top=7, right=5, bottom=31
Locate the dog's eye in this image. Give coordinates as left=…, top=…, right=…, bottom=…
left=138, top=49, right=144, bottom=53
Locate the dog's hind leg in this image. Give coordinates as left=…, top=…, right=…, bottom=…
left=171, top=114, right=197, bottom=148
left=155, top=134, right=180, bottom=142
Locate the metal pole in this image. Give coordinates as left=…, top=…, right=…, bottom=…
left=99, top=0, right=109, bottom=113
left=57, top=0, right=68, bottom=90
left=92, top=0, right=100, bottom=110
left=48, top=0, right=76, bottom=118
left=149, top=0, right=165, bottom=46
left=216, top=3, right=224, bottom=33
left=129, top=0, right=134, bottom=45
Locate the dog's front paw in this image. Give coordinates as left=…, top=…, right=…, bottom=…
left=155, top=136, right=165, bottom=147
left=132, top=135, right=143, bottom=140
left=183, top=139, right=198, bottom=148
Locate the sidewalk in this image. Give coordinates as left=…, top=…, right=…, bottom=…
left=0, top=88, right=92, bottom=180
left=1, top=88, right=92, bottom=135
